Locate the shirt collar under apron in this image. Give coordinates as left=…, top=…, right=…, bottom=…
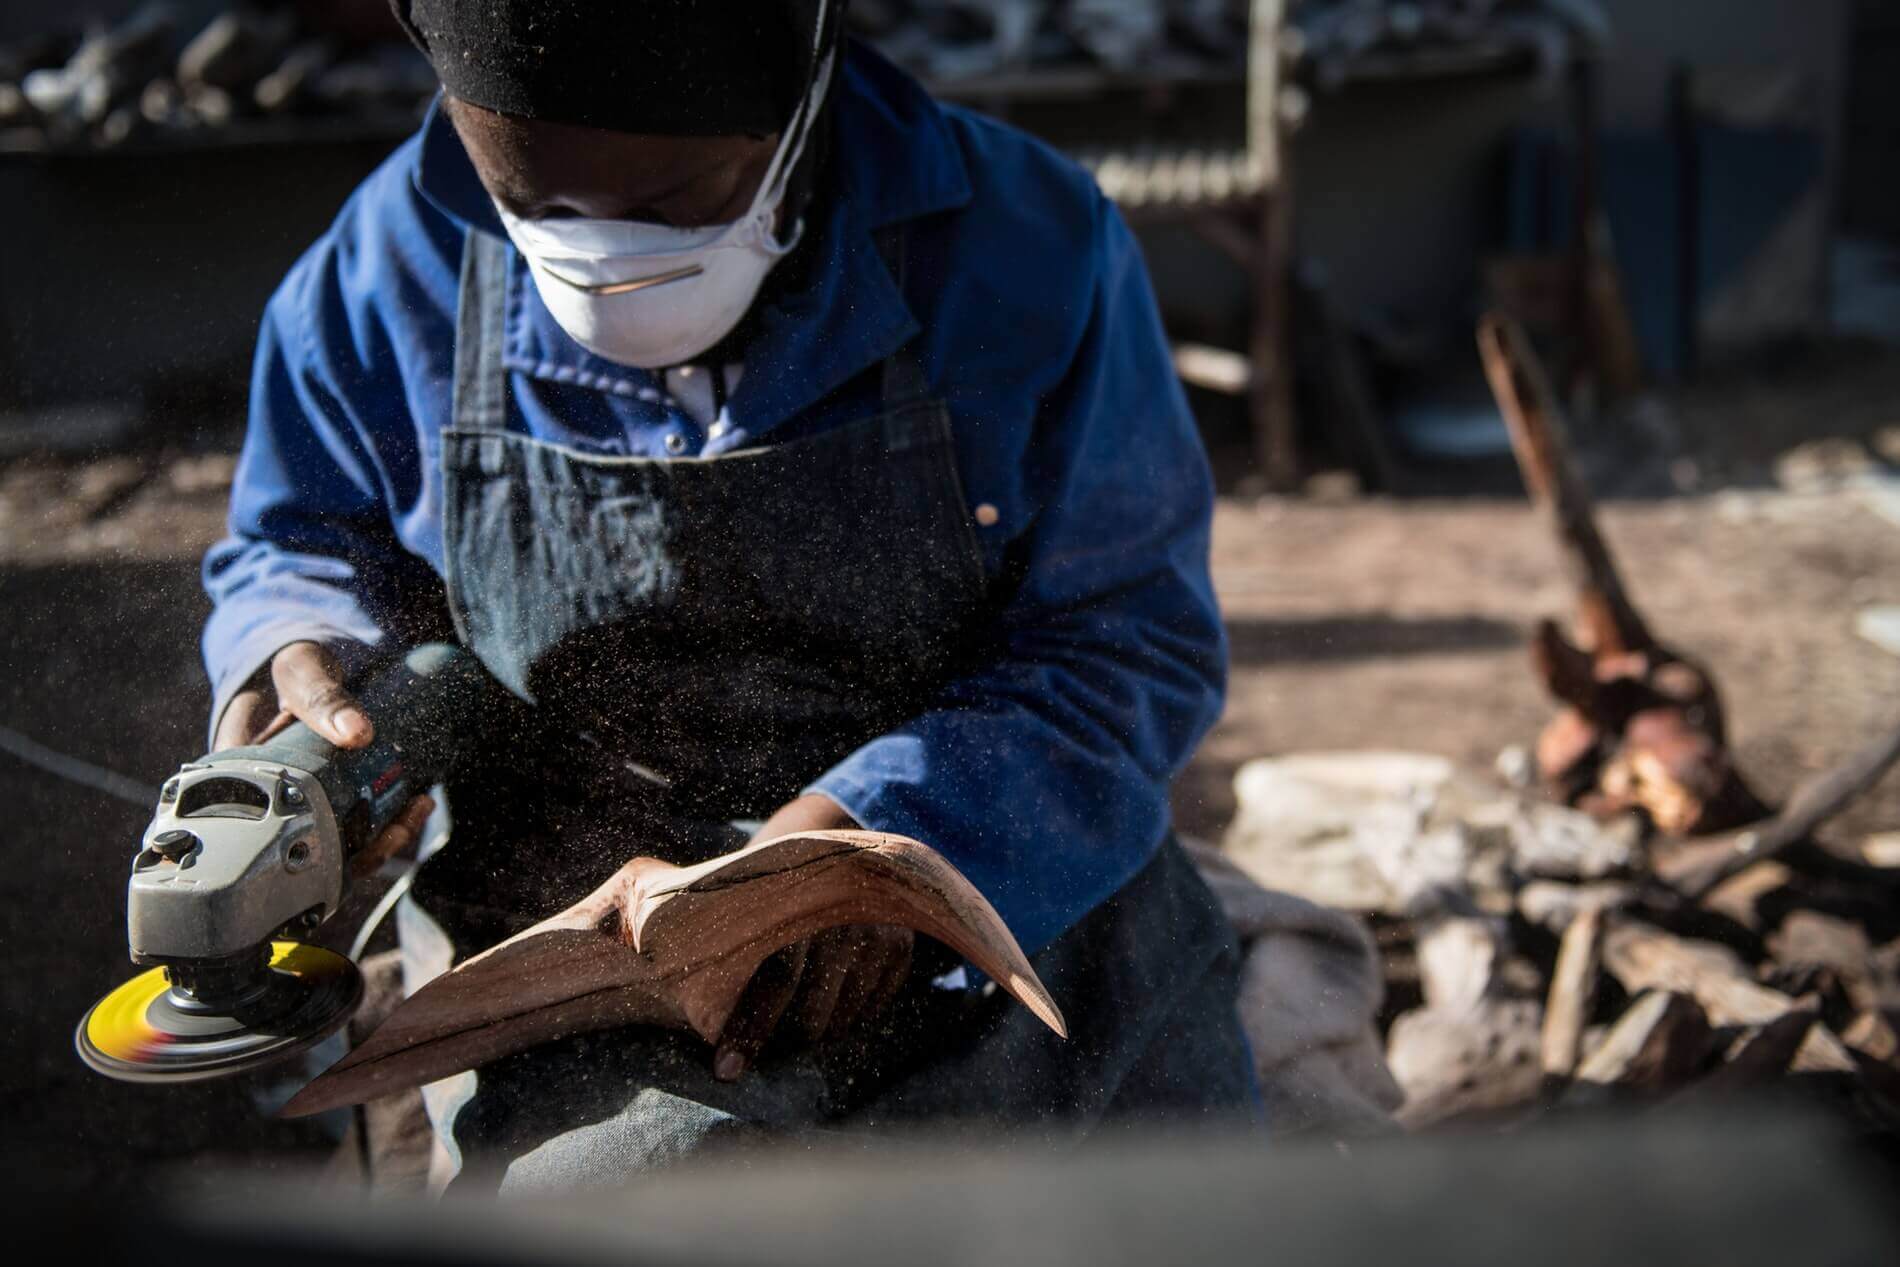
left=409, top=41, right=974, bottom=441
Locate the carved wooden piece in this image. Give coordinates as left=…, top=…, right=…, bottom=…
left=1651, top=718, right=1900, bottom=900
left=1477, top=313, right=1765, bottom=837
left=284, top=831, right=1065, bottom=1118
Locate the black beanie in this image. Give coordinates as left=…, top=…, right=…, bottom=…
left=392, top=0, right=836, bottom=136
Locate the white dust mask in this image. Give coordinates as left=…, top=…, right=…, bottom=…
left=495, top=36, right=834, bottom=370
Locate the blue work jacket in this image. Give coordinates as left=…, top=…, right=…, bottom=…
left=204, top=42, right=1226, bottom=955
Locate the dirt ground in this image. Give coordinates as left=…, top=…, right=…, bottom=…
left=4, top=344, right=1898, bottom=1194
left=1175, top=487, right=1900, bottom=845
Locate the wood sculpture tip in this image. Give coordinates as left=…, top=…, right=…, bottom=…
left=1007, top=970, right=1068, bottom=1039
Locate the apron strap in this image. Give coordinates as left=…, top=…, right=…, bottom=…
left=874, top=226, right=929, bottom=409
left=452, top=230, right=512, bottom=434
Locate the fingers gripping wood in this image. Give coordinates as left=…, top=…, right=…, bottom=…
left=283, top=831, right=1065, bottom=1117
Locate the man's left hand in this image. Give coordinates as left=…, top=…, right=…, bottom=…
left=711, top=794, right=914, bottom=1081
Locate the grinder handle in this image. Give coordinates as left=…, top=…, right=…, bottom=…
left=206, top=643, right=500, bottom=856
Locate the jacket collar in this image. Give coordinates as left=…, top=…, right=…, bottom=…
left=412, top=41, right=972, bottom=432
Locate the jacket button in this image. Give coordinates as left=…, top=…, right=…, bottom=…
left=663, top=432, right=688, bottom=455
left=973, top=503, right=1000, bottom=527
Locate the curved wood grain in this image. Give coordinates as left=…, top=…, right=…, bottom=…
left=283, top=830, right=1065, bottom=1117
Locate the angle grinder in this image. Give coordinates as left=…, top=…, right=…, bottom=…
left=76, top=642, right=497, bottom=1084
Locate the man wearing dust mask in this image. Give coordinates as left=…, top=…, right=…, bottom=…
left=204, top=0, right=1256, bottom=1189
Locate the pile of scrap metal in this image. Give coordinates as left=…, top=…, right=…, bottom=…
left=1282, top=0, right=1610, bottom=93
left=1215, top=313, right=1900, bottom=1139
left=850, top=0, right=1250, bottom=81
left=0, top=2, right=433, bottom=152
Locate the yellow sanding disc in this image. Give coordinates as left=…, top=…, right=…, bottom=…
left=76, top=941, right=361, bottom=1084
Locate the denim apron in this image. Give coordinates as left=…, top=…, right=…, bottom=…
left=402, top=229, right=1256, bottom=1193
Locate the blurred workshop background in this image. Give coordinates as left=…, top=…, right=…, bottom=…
left=1, top=0, right=1895, bottom=491
left=9, top=0, right=1900, bottom=1201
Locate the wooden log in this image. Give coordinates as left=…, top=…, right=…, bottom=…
left=1569, top=991, right=1713, bottom=1095
left=1601, top=921, right=1799, bottom=1028
left=1769, top=908, right=1874, bottom=971
left=1700, top=861, right=1794, bottom=933
left=1542, top=905, right=1605, bottom=1078
left=284, top=831, right=1065, bottom=1118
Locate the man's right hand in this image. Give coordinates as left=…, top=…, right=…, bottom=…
left=215, top=640, right=375, bottom=752
left=214, top=641, right=433, bottom=873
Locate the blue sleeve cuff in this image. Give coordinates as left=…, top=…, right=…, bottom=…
left=804, top=721, right=1164, bottom=957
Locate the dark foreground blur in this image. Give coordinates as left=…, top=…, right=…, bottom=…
left=15, top=1111, right=1899, bottom=1267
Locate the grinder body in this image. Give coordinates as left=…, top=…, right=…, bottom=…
left=128, top=642, right=495, bottom=969
left=79, top=642, right=499, bottom=1084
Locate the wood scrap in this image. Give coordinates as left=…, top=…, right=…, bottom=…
left=1716, top=1010, right=1822, bottom=1082
left=1469, top=315, right=1900, bottom=1142
left=1791, top=1024, right=1860, bottom=1076
left=1862, top=832, right=1900, bottom=869
left=1207, top=730, right=1900, bottom=1134
left=1505, top=803, right=1641, bottom=883
left=1541, top=905, right=1604, bottom=1079
left=1568, top=991, right=1713, bottom=1097
left=1768, top=909, right=1873, bottom=977
left=283, top=831, right=1065, bottom=1118
left=1600, top=921, right=1798, bottom=1029
left=1766, top=911, right=1877, bottom=1015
